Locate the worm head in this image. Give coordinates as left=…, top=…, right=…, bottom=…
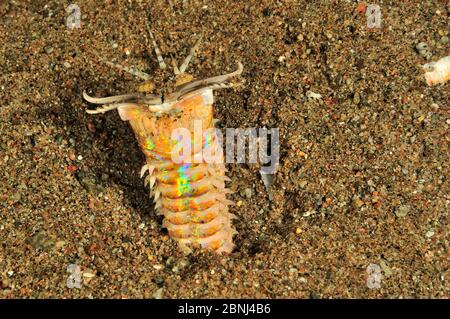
left=84, top=30, right=243, bottom=116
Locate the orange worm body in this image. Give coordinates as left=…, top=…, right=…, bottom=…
left=84, top=31, right=242, bottom=254
left=118, top=89, right=236, bottom=254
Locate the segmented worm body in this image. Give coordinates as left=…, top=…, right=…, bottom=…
left=84, top=31, right=242, bottom=254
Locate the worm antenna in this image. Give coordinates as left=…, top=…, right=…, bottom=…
left=85, top=102, right=140, bottom=114
left=179, top=35, right=203, bottom=74
left=103, top=61, right=152, bottom=81
left=172, top=57, right=181, bottom=75
left=85, top=103, right=120, bottom=114
left=146, top=24, right=167, bottom=70
left=83, top=91, right=141, bottom=104
left=93, top=52, right=152, bottom=81
left=177, top=62, right=243, bottom=96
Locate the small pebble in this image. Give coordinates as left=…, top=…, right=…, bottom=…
left=353, top=197, right=364, bottom=208
left=353, top=92, right=360, bottom=105
left=298, top=180, right=307, bottom=188
left=55, top=241, right=66, bottom=249
left=1, top=278, right=9, bottom=289
left=306, top=90, right=322, bottom=100
left=355, top=3, right=367, bottom=14
left=395, top=205, right=410, bottom=218
left=28, top=232, right=55, bottom=250
left=153, top=264, right=163, bottom=270
left=152, top=288, right=164, bottom=299
left=303, top=210, right=316, bottom=217
left=380, top=260, right=393, bottom=277
left=82, top=270, right=96, bottom=278
left=79, top=177, right=104, bottom=194
left=416, top=42, right=432, bottom=59
left=154, top=276, right=164, bottom=286
left=241, top=188, right=253, bottom=199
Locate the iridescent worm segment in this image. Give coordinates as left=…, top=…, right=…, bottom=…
left=84, top=29, right=243, bottom=254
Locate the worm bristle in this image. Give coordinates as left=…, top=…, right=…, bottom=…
left=140, top=164, right=149, bottom=178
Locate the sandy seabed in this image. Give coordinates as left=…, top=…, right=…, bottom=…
left=0, top=0, right=448, bottom=298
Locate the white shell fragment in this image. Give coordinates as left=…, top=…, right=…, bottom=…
left=423, top=55, right=450, bottom=86
left=306, top=90, right=322, bottom=100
